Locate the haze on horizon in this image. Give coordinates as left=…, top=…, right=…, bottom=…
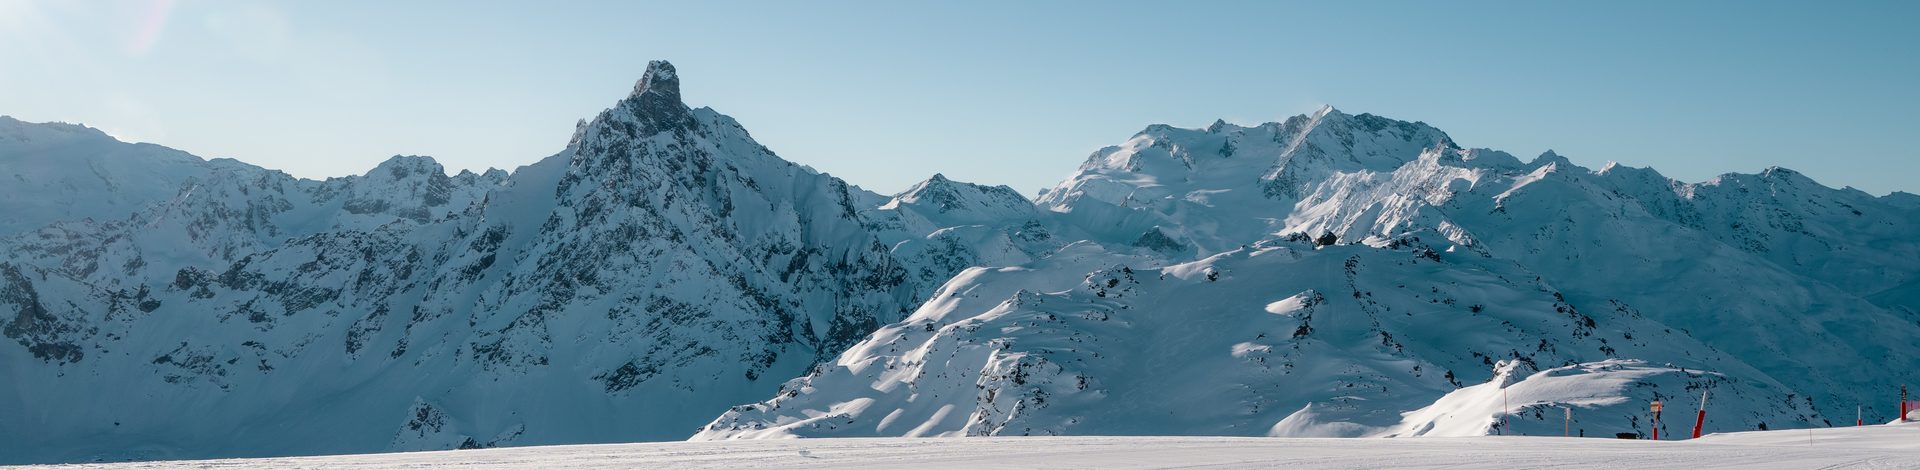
left=1, top=0, right=1916, bottom=196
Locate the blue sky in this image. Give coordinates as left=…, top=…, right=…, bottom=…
left=2, top=0, right=1916, bottom=196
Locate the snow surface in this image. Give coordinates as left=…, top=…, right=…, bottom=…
left=34, top=423, right=1920, bottom=469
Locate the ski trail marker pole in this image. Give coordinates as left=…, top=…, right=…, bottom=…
left=1691, top=390, right=1707, bottom=439
left=1651, top=399, right=1662, bottom=441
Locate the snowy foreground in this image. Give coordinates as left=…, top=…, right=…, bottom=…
left=33, top=423, right=1920, bottom=469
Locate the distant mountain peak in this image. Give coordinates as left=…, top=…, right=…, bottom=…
left=1531, top=150, right=1572, bottom=166
left=1760, top=165, right=1803, bottom=180
left=1207, top=119, right=1231, bottom=134
left=369, top=155, right=446, bottom=179
left=896, top=173, right=1017, bottom=203
left=886, top=173, right=1034, bottom=221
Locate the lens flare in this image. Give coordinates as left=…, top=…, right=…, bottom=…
left=127, top=0, right=175, bottom=56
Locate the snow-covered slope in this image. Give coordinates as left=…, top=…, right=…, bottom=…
left=697, top=240, right=1811, bottom=440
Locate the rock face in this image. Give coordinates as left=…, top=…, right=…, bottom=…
left=3, top=62, right=1917, bottom=464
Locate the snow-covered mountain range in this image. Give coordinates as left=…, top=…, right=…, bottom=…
left=697, top=106, right=1919, bottom=441
left=3, top=61, right=1915, bottom=464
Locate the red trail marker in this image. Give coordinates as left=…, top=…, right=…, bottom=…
left=1691, top=390, right=1708, bottom=439
left=1651, top=400, right=1663, bottom=441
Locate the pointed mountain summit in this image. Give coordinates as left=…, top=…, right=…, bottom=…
left=631, top=60, right=681, bottom=100
left=591, top=60, right=695, bottom=139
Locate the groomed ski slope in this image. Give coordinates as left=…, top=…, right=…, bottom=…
left=35, top=422, right=1919, bottom=469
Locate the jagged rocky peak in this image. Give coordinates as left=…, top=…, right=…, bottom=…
left=615, top=60, right=691, bottom=132
left=631, top=60, right=680, bottom=100
left=574, top=60, right=700, bottom=152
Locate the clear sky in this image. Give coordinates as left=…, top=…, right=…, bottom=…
left=2, top=0, right=1916, bottom=196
